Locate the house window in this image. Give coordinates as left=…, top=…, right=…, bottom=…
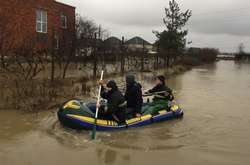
left=36, top=9, right=47, bottom=33
left=61, top=14, right=67, bottom=29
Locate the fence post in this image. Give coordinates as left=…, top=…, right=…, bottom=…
left=141, top=41, right=145, bottom=71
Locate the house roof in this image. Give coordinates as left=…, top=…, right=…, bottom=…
left=126, top=36, right=151, bottom=45
left=54, top=0, right=75, bottom=9
left=104, top=36, right=122, bottom=45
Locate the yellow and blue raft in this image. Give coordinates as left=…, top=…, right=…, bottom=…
left=57, top=99, right=184, bottom=131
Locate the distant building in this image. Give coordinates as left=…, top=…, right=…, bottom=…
left=104, top=36, right=122, bottom=53
left=0, top=0, right=75, bottom=52
left=76, top=38, right=103, bottom=57
left=125, top=36, right=153, bottom=52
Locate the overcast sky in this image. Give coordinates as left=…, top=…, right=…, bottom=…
left=58, top=0, right=250, bottom=52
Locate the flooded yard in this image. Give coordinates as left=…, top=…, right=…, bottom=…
left=1, top=60, right=250, bottom=165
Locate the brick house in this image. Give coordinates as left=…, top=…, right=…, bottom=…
left=0, top=0, right=75, bottom=53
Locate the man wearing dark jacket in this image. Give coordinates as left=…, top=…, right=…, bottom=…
left=99, top=80, right=126, bottom=123
left=142, top=75, right=174, bottom=115
left=125, top=74, right=143, bottom=117
left=147, top=75, right=174, bottom=101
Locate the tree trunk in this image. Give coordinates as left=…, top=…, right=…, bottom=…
left=62, top=61, right=69, bottom=79
left=0, top=54, right=5, bottom=69
left=166, top=49, right=170, bottom=68
left=93, top=53, right=97, bottom=78
left=63, top=35, right=76, bottom=79
left=120, top=53, right=125, bottom=74
left=154, top=53, right=159, bottom=70
left=167, top=54, right=170, bottom=67
left=164, top=54, right=167, bottom=67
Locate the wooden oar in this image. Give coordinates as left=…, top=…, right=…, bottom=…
left=91, top=70, right=104, bottom=140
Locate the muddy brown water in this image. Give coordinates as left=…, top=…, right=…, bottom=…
left=1, top=61, right=250, bottom=165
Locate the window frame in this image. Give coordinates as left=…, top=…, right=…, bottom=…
left=60, top=13, right=67, bottom=29
left=36, top=9, right=47, bottom=33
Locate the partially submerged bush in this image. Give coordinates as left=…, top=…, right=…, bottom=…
left=9, top=80, right=59, bottom=111
left=186, top=48, right=218, bottom=63
left=177, top=56, right=201, bottom=66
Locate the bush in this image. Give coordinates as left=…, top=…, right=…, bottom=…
left=187, top=48, right=218, bottom=63
left=177, top=56, right=201, bottom=66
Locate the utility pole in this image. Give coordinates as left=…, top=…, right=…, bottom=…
left=93, top=33, right=97, bottom=78
left=141, top=40, right=145, bottom=71
left=120, top=36, right=125, bottom=74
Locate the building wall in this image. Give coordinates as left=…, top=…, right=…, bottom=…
left=127, top=44, right=153, bottom=52
left=0, top=0, right=75, bottom=52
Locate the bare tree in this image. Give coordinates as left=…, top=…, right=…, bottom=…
left=0, top=12, right=14, bottom=69
left=0, top=11, right=45, bottom=80
left=76, top=15, right=98, bottom=40
left=52, top=27, right=76, bottom=80
left=7, top=35, right=45, bottom=80
left=238, top=43, right=245, bottom=55
left=235, top=43, right=245, bottom=60
left=76, top=14, right=109, bottom=78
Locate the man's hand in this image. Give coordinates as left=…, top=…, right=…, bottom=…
left=98, top=80, right=104, bottom=86
left=135, top=113, right=141, bottom=117
left=96, top=103, right=101, bottom=108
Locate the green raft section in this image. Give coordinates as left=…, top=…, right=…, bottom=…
left=142, top=99, right=170, bottom=115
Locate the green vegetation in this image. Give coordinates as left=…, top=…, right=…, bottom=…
left=155, top=0, right=192, bottom=51
left=154, top=0, right=192, bottom=67
left=153, top=0, right=218, bottom=67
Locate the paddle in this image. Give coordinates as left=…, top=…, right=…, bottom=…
left=142, top=91, right=169, bottom=97
left=91, top=70, right=104, bottom=140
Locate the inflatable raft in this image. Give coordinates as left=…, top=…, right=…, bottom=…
left=57, top=99, right=184, bottom=131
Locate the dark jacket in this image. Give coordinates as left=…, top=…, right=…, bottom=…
left=101, top=86, right=126, bottom=122
left=125, top=82, right=143, bottom=114
left=147, top=84, right=174, bottom=101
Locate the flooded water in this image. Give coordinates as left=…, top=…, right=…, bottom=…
left=1, top=61, right=250, bottom=165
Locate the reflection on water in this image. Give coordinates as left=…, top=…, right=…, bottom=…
left=1, top=61, right=250, bottom=165
left=95, top=148, right=131, bottom=165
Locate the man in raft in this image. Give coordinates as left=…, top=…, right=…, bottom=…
left=125, top=74, right=143, bottom=118
left=142, top=75, right=174, bottom=115
left=98, top=80, right=127, bottom=124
